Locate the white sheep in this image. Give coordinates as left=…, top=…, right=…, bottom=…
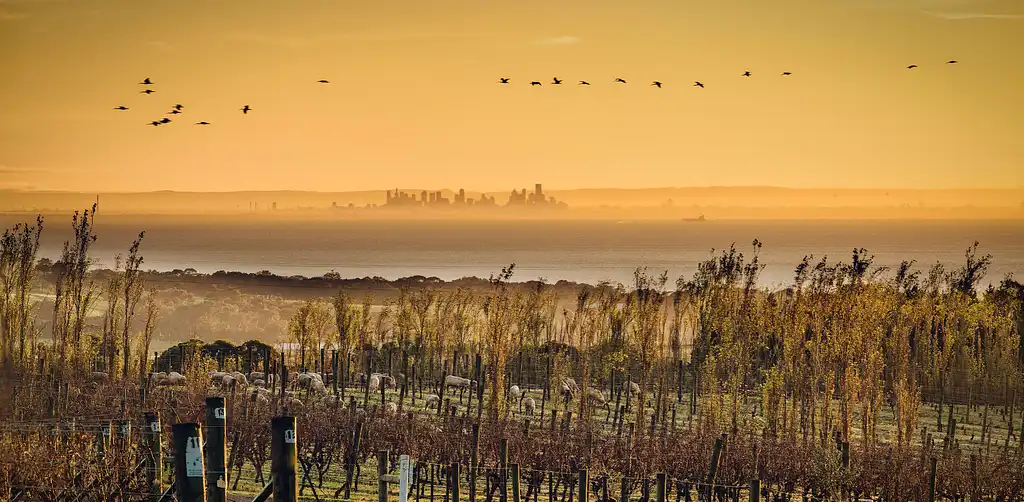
left=165, top=372, right=187, bottom=386
left=250, top=371, right=266, bottom=381
left=509, top=385, right=522, bottom=400
left=149, top=372, right=168, bottom=386
left=253, top=379, right=266, bottom=388
left=622, top=380, right=640, bottom=396
left=522, top=396, right=536, bottom=415
left=385, top=402, right=398, bottom=414
left=368, top=374, right=381, bottom=392
left=424, top=393, right=441, bottom=409
left=230, top=371, right=248, bottom=387
left=283, top=396, right=304, bottom=412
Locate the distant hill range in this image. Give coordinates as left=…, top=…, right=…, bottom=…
left=1, top=187, right=1022, bottom=219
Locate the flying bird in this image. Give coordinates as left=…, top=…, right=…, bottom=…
left=781, top=72, right=792, bottom=76
left=141, top=89, right=155, bottom=94
left=694, top=81, right=704, bottom=88
left=947, top=60, right=957, bottom=64
left=149, top=121, right=161, bottom=127
left=907, top=65, right=918, bottom=69
left=578, top=80, right=590, bottom=85
left=240, top=105, right=251, bottom=114
left=614, top=78, right=627, bottom=84
left=139, top=78, right=153, bottom=85
left=169, top=110, right=182, bottom=115
left=742, top=71, right=751, bottom=77
left=530, top=81, right=542, bottom=86
left=195, top=121, right=210, bottom=125
left=499, top=77, right=510, bottom=84
left=652, top=81, right=662, bottom=88
left=159, top=117, right=171, bottom=124
left=552, top=77, right=562, bottom=85
left=317, top=79, right=330, bottom=84
left=114, top=106, right=129, bottom=111
left=173, top=104, right=184, bottom=111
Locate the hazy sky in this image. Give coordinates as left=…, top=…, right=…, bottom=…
left=1, top=0, right=1022, bottom=192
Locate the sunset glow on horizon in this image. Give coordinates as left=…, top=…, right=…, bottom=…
left=1, top=0, right=1022, bottom=192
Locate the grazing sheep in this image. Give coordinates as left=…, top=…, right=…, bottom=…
left=385, top=402, right=398, bottom=414
left=424, top=394, right=441, bottom=409
left=587, top=387, right=611, bottom=412
left=209, top=371, right=227, bottom=384
left=622, top=381, right=640, bottom=395
left=561, top=377, right=580, bottom=403
left=165, top=372, right=187, bottom=386
left=250, top=371, right=266, bottom=381
left=230, top=371, right=248, bottom=387
left=87, top=371, right=109, bottom=383
left=253, top=379, right=266, bottom=388
left=283, top=396, right=304, bottom=413
left=149, top=372, right=168, bottom=386
left=368, top=374, right=381, bottom=392
left=445, top=375, right=477, bottom=400
left=522, top=396, right=537, bottom=415
left=509, top=385, right=522, bottom=400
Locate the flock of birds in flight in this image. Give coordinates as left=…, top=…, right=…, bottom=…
left=115, top=61, right=959, bottom=127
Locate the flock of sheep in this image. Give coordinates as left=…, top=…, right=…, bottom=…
left=83, top=367, right=645, bottom=419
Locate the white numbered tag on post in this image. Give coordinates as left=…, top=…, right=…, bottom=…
left=185, top=437, right=204, bottom=477
left=150, top=422, right=161, bottom=433
left=214, top=407, right=226, bottom=420
left=102, top=426, right=111, bottom=437
left=399, top=455, right=410, bottom=502
left=119, top=424, right=130, bottom=435
left=284, top=429, right=296, bottom=444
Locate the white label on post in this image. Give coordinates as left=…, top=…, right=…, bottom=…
left=120, top=424, right=130, bottom=435
left=214, top=407, right=226, bottom=420
left=399, top=455, right=410, bottom=502
left=102, top=426, right=111, bottom=437
left=284, top=429, right=296, bottom=444
left=185, top=436, right=204, bottom=477
left=151, top=421, right=161, bottom=433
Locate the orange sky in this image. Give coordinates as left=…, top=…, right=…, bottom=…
left=1, top=0, right=1022, bottom=192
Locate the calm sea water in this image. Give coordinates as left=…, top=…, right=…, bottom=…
left=5, top=217, right=1023, bottom=289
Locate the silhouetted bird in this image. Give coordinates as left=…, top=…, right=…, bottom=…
left=114, top=106, right=129, bottom=111
left=169, top=110, right=182, bottom=115
left=499, top=77, right=510, bottom=84
left=140, top=78, right=153, bottom=85
left=652, top=81, right=662, bottom=88
left=694, top=81, right=704, bottom=88
left=159, top=117, right=171, bottom=124
left=947, top=60, right=958, bottom=64
left=530, top=81, right=542, bottom=86
left=173, top=104, right=184, bottom=111
left=141, top=89, right=155, bottom=94
left=907, top=65, right=918, bottom=69
left=614, top=78, right=627, bottom=84
left=579, top=80, right=590, bottom=85
left=240, top=105, right=251, bottom=114
left=317, top=79, right=330, bottom=84
left=195, top=121, right=210, bottom=125
left=552, top=77, right=562, bottom=84
left=149, top=121, right=161, bottom=127
left=781, top=72, right=792, bottom=76
left=742, top=71, right=751, bottom=77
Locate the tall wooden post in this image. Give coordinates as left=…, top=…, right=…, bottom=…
left=272, top=416, right=298, bottom=502
left=499, top=438, right=509, bottom=502
left=655, top=473, right=666, bottom=502
left=144, top=412, right=162, bottom=500
left=470, top=423, right=480, bottom=502
left=204, top=396, right=227, bottom=502
left=510, top=463, right=520, bottom=502
left=378, top=450, right=389, bottom=502
left=927, top=457, right=937, bottom=502
left=172, top=423, right=206, bottom=502
left=578, top=469, right=589, bottom=502
left=451, top=462, right=462, bottom=502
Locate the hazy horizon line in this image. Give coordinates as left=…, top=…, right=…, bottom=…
left=4, top=185, right=1024, bottom=195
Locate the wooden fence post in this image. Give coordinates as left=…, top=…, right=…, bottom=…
left=706, top=434, right=725, bottom=499
left=272, top=415, right=298, bottom=502
left=655, top=473, right=665, bottom=502
left=499, top=438, right=509, bottom=502
left=172, top=423, right=206, bottom=502
left=451, top=462, right=462, bottom=502
left=378, top=450, right=389, bottom=502
left=579, top=469, right=589, bottom=502
left=470, top=423, right=480, bottom=502
left=204, top=396, right=227, bottom=502
left=928, top=457, right=937, bottom=502
left=144, top=412, right=162, bottom=501
left=510, top=463, right=520, bottom=502
left=345, top=420, right=364, bottom=499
